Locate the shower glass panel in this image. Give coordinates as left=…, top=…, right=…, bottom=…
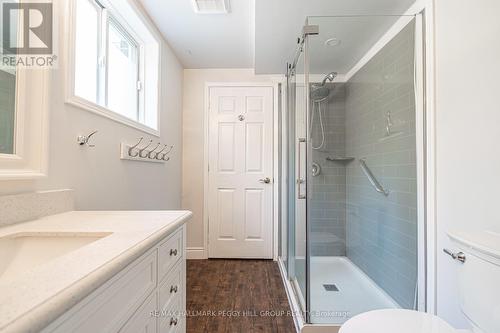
left=286, top=47, right=308, bottom=313
left=304, top=15, right=420, bottom=325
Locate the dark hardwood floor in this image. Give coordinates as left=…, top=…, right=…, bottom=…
left=186, top=259, right=296, bottom=333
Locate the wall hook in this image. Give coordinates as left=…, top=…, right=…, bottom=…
left=147, top=143, right=162, bottom=159
left=139, top=140, right=154, bottom=158
left=153, top=144, right=169, bottom=160
left=77, top=130, right=98, bottom=147
left=128, top=137, right=144, bottom=157
left=120, top=140, right=173, bottom=163
left=158, top=145, right=174, bottom=161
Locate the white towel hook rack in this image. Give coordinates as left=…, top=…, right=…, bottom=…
left=120, top=138, right=174, bottom=163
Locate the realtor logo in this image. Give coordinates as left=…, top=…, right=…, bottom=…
left=2, top=2, right=53, bottom=55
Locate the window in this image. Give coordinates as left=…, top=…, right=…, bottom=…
left=70, top=0, right=160, bottom=133
left=107, top=19, right=140, bottom=120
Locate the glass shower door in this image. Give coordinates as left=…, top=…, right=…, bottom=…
left=286, top=46, right=308, bottom=314
left=304, top=15, right=422, bottom=325
left=280, top=13, right=424, bottom=327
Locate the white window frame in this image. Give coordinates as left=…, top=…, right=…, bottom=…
left=106, top=13, right=142, bottom=120
left=0, top=7, right=50, bottom=180
left=65, top=0, right=161, bottom=136
left=0, top=67, right=50, bottom=180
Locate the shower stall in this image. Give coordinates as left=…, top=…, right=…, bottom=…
left=279, top=13, right=426, bottom=329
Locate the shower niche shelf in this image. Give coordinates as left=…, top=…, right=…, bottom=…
left=326, top=156, right=355, bottom=163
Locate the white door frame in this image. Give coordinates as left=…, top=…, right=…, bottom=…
left=408, top=0, right=437, bottom=314
left=422, top=0, right=437, bottom=315
left=202, top=81, right=283, bottom=260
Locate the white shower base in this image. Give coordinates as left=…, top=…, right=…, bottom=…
left=309, top=256, right=400, bottom=325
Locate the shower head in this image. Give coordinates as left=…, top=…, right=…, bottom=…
left=320, top=72, right=338, bottom=86
left=311, top=86, right=330, bottom=102
left=311, top=71, right=338, bottom=102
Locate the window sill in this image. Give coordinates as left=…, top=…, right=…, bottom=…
left=66, top=96, right=159, bottom=137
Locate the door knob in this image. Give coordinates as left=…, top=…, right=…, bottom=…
left=259, top=177, right=271, bottom=184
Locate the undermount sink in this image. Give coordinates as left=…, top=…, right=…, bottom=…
left=0, top=232, right=112, bottom=284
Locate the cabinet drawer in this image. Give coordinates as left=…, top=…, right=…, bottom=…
left=48, top=251, right=157, bottom=333
left=159, top=294, right=183, bottom=333
left=119, top=293, right=157, bottom=333
left=159, top=261, right=182, bottom=311
left=158, top=228, right=182, bottom=282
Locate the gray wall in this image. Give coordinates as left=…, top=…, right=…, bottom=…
left=344, top=22, right=417, bottom=308
left=0, top=0, right=184, bottom=211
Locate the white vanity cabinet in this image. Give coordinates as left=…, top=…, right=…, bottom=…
left=42, top=225, right=186, bottom=333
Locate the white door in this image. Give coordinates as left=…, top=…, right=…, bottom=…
left=208, top=86, right=274, bottom=258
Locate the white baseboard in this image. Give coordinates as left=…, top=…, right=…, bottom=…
left=187, top=247, right=207, bottom=259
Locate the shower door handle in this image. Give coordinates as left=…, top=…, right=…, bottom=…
left=297, top=138, right=306, bottom=199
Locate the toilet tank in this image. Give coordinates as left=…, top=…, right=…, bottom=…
left=448, top=230, right=500, bottom=333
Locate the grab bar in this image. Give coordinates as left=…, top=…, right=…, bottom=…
left=359, top=158, right=390, bottom=196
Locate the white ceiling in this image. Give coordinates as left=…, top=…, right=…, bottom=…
left=254, top=0, right=416, bottom=74
left=139, top=0, right=416, bottom=73
left=138, top=0, right=255, bottom=69
left=307, top=16, right=408, bottom=75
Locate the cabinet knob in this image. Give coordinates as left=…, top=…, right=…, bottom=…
left=170, top=249, right=178, bottom=256
left=170, top=318, right=178, bottom=326
left=170, top=285, right=178, bottom=293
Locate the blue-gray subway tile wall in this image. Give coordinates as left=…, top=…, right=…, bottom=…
left=310, top=84, right=347, bottom=256
left=345, top=21, right=417, bottom=309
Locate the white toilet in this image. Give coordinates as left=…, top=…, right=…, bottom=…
left=339, top=229, right=500, bottom=333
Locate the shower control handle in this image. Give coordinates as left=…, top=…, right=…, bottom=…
left=443, top=248, right=466, bottom=263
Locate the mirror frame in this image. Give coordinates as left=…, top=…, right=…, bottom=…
left=0, top=68, right=50, bottom=180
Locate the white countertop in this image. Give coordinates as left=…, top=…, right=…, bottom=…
left=0, top=210, right=192, bottom=333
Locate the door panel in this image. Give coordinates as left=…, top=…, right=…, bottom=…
left=217, top=189, right=236, bottom=239
left=218, top=123, right=236, bottom=172
left=245, top=123, right=264, bottom=172
left=208, top=86, right=274, bottom=258
left=244, top=189, right=264, bottom=240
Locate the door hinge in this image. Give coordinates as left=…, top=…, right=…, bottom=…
left=137, top=81, right=143, bottom=91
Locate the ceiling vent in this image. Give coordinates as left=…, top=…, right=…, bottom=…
left=191, top=0, right=230, bottom=14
